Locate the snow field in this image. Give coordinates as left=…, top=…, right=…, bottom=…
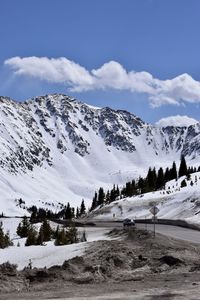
left=0, top=218, right=112, bottom=270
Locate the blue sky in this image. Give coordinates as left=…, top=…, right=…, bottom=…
left=1, top=0, right=200, bottom=124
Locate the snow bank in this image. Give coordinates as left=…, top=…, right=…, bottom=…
left=0, top=219, right=112, bottom=270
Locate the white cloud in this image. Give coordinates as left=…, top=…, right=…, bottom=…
left=4, top=57, right=94, bottom=89
left=150, top=74, right=200, bottom=107
left=156, top=115, right=199, bottom=127
left=4, top=56, right=200, bottom=107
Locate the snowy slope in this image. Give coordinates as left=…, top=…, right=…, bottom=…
left=91, top=172, right=200, bottom=224
left=0, top=218, right=113, bottom=270
left=0, top=94, right=200, bottom=216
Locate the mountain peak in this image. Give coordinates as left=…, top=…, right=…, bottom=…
left=0, top=94, right=200, bottom=215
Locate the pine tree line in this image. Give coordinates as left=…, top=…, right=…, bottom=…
left=90, top=155, right=198, bottom=211
left=16, top=216, right=79, bottom=246
left=17, top=217, right=52, bottom=246
left=28, top=199, right=86, bottom=222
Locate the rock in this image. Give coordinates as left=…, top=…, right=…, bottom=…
left=159, top=255, right=183, bottom=266
left=138, top=254, right=147, bottom=261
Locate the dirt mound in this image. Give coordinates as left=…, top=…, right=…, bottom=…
left=63, top=229, right=186, bottom=283
left=1, top=228, right=200, bottom=297
left=0, top=262, right=28, bottom=293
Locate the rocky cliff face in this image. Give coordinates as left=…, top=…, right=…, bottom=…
left=0, top=93, right=200, bottom=215
left=1, top=93, right=200, bottom=174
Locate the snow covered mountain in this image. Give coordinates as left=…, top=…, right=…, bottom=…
left=0, top=93, right=200, bottom=215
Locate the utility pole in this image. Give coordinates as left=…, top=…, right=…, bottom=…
left=153, top=216, right=155, bottom=237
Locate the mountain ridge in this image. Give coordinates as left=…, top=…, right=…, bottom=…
left=0, top=93, right=200, bottom=215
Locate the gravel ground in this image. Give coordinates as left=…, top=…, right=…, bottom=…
left=1, top=228, right=200, bottom=299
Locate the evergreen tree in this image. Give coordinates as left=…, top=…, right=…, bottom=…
left=138, top=177, right=145, bottom=194
left=54, top=228, right=68, bottom=246
left=37, top=225, right=44, bottom=245
left=179, top=155, right=188, bottom=177
left=29, top=206, right=38, bottom=222
left=97, top=187, right=105, bottom=206
left=180, top=179, right=187, bottom=188
left=67, top=223, right=78, bottom=244
left=16, top=223, right=22, bottom=236
left=36, top=219, right=52, bottom=245
left=109, top=184, right=120, bottom=201
left=76, top=207, right=80, bottom=218
left=80, top=199, right=86, bottom=216
left=52, top=225, right=60, bottom=239
left=164, top=167, right=170, bottom=183
left=156, top=167, right=164, bottom=189
left=187, top=173, right=191, bottom=181
left=90, top=192, right=98, bottom=211
left=146, top=167, right=157, bottom=191
left=25, top=225, right=37, bottom=246
left=170, top=161, right=177, bottom=180
left=65, top=203, right=72, bottom=219
left=120, top=186, right=125, bottom=197
left=17, top=216, right=30, bottom=238
left=105, top=191, right=110, bottom=204
left=37, top=208, right=47, bottom=220
left=110, top=186, right=116, bottom=202
left=115, top=185, right=120, bottom=198
left=125, top=182, right=133, bottom=197
left=152, top=167, right=157, bottom=190
left=131, top=180, right=136, bottom=195
left=0, top=222, right=13, bottom=249
left=41, top=219, right=51, bottom=242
